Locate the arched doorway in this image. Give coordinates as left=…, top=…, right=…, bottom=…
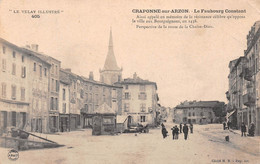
left=127, top=116, right=133, bottom=128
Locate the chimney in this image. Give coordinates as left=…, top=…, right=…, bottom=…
left=89, top=71, right=94, bottom=80
left=65, top=68, right=71, bottom=72
left=31, top=44, right=39, bottom=52
left=133, top=72, right=137, bottom=79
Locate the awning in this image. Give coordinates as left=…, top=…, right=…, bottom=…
left=116, top=115, right=128, bottom=124
left=226, top=110, right=236, bottom=118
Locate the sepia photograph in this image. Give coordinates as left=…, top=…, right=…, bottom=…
left=0, top=0, right=259, bottom=163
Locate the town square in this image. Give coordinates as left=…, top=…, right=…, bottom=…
left=0, top=0, right=260, bottom=163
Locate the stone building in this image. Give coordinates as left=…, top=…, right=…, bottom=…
left=0, top=29, right=159, bottom=134
left=80, top=74, right=122, bottom=128
left=116, top=73, right=159, bottom=126
left=0, top=38, right=31, bottom=132
left=47, top=56, right=61, bottom=133
left=59, top=69, right=83, bottom=131
left=226, top=57, right=248, bottom=129
left=174, top=101, right=225, bottom=124
left=59, top=68, right=122, bottom=130
left=0, top=38, right=52, bottom=133
left=23, top=45, right=61, bottom=133
left=22, top=46, right=51, bottom=133
left=227, top=20, right=260, bottom=135
left=244, top=21, right=260, bottom=136
left=59, top=69, right=71, bottom=132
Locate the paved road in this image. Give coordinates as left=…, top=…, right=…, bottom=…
left=0, top=123, right=259, bottom=164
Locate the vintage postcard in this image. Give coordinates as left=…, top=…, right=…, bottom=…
left=0, top=0, right=259, bottom=163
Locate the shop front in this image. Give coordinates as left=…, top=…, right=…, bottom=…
left=59, top=114, right=69, bottom=132
left=0, top=100, right=29, bottom=134
left=81, top=108, right=93, bottom=128
left=69, top=114, right=80, bottom=131
left=49, top=111, right=59, bottom=133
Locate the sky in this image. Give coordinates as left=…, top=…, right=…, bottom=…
left=0, top=0, right=259, bottom=107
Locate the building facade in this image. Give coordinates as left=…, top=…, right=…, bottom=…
left=227, top=21, right=260, bottom=135
left=59, top=70, right=71, bottom=132
left=174, top=101, right=225, bottom=124
left=0, top=29, right=160, bottom=134
left=226, top=57, right=248, bottom=129
left=116, top=73, right=158, bottom=126
left=80, top=73, right=122, bottom=128
left=23, top=46, right=51, bottom=133
left=60, top=69, right=122, bottom=130
left=59, top=69, right=82, bottom=131
left=0, top=39, right=31, bottom=133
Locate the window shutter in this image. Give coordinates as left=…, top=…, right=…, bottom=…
left=57, top=81, right=60, bottom=92
left=24, top=67, right=26, bottom=78
left=129, top=93, right=131, bottom=99
left=2, top=59, right=6, bottom=71
left=21, top=66, right=23, bottom=78
left=16, top=112, right=20, bottom=127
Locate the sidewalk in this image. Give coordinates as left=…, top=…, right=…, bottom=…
left=228, top=128, right=260, bottom=143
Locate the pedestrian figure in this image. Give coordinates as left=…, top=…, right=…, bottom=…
left=171, top=126, right=175, bottom=140
left=190, top=123, right=193, bottom=133
left=223, top=122, right=226, bottom=130
left=174, top=125, right=179, bottom=139
left=248, top=122, right=255, bottom=137
left=241, top=122, right=246, bottom=137
left=183, top=124, right=189, bottom=140
left=179, top=123, right=182, bottom=133
left=162, top=126, right=168, bottom=139
left=161, top=123, right=165, bottom=128
left=227, top=121, right=231, bottom=130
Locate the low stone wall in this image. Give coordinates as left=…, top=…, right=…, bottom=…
left=0, top=137, right=61, bottom=150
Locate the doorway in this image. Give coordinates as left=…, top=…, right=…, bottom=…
left=127, top=116, right=132, bottom=128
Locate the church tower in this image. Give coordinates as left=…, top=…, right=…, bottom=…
left=100, top=29, right=122, bottom=85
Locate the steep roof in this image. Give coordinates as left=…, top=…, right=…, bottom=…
left=102, top=29, right=121, bottom=71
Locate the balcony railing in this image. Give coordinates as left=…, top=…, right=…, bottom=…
left=243, top=93, right=255, bottom=107
left=244, top=66, right=255, bottom=81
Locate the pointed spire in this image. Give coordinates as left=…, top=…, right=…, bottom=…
left=103, top=28, right=120, bottom=71
left=109, top=27, right=113, bottom=47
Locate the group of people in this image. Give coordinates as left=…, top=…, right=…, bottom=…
left=161, top=123, right=193, bottom=140
left=223, top=120, right=256, bottom=137
left=241, top=122, right=255, bottom=137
